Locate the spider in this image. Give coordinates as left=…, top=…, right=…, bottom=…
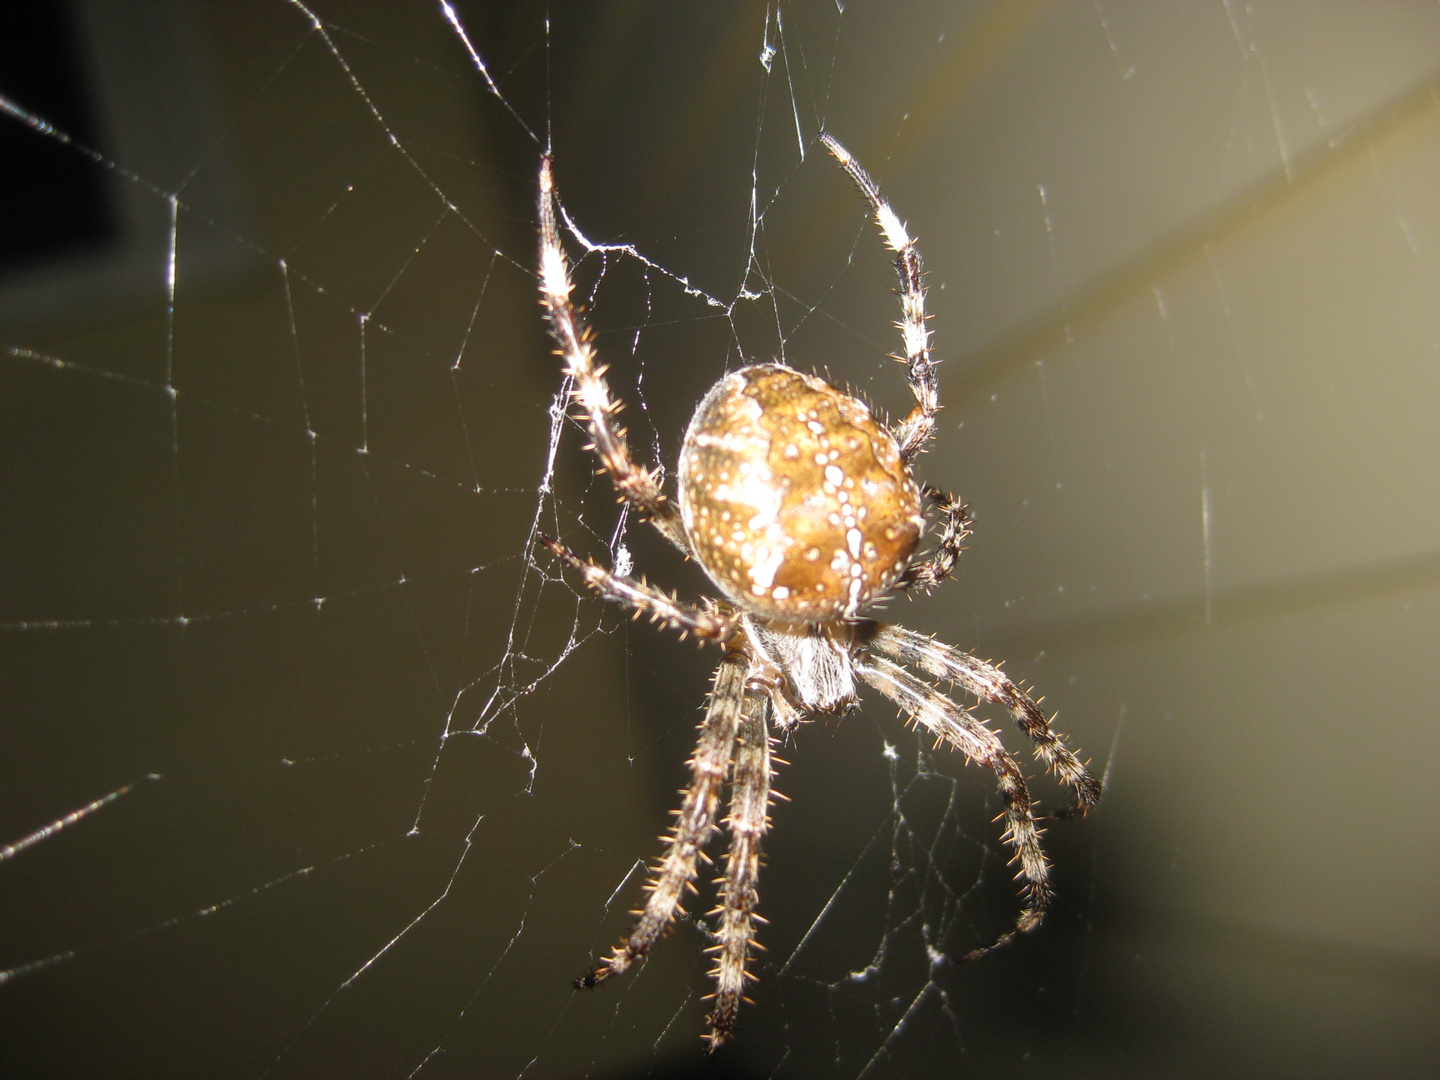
left=537, top=134, right=1101, bottom=1049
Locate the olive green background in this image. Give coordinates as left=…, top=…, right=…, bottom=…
left=2, top=2, right=1437, bottom=1078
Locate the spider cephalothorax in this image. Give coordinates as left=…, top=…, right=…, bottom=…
left=538, top=134, right=1101, bottom=1049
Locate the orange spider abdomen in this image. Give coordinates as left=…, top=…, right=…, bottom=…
left=677, top=364, right=923, bottom=622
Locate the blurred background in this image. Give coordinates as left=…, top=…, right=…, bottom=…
left=1, top=2, right=1437, bottom=1077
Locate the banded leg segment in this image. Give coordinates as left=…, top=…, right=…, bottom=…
left=820, top=133, right=937, bottom=465
left=705, top=687, right=772, bottom=1049
left=869, top=625, right=1102, bottom=814
left=538, top=156, right=689, bottom=553
left=580, top=652, right=748, bottom=989
left=540, top=535, right=735, bottom=642
left=897, top=485, right=970, bottom=594
left=856, top=655, right=1051, bottom=960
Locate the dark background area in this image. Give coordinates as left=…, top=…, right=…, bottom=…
left=2, top=2, right=1437, bottom=1078
left=0, top=3, right=115, bottom=275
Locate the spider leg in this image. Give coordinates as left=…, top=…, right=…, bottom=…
left=855, top=655, right=1050, bottom=961
left=540, top=535, right=735, bottom=642
left=869, top=625, right=1102, bottom=816
left=895, top=484, right=970, bottom=594
left=539, top=156, right=690, bottom=554
left=820, top=133, right=937, bottom=466
left=705, top=684, right=772, bottom=1050
left=580, top=651, right=748, bottom=990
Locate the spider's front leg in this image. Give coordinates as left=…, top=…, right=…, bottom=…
left=538, top=155, right=689, bottom=554
left=856, top=655, right=1053, bottom=959
left=580, top=651, right=748, bottom=990
left=870, top=625, right=1102, bottom=815
left=705, top=685, right=772, bottom=1049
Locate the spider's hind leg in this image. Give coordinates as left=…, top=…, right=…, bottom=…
left=538, top=155, right=690, bottom=554
left=821, top=133, right=937, bottom=465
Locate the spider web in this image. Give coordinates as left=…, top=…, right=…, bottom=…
left=5, top=3, right=1440, bottom=1079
